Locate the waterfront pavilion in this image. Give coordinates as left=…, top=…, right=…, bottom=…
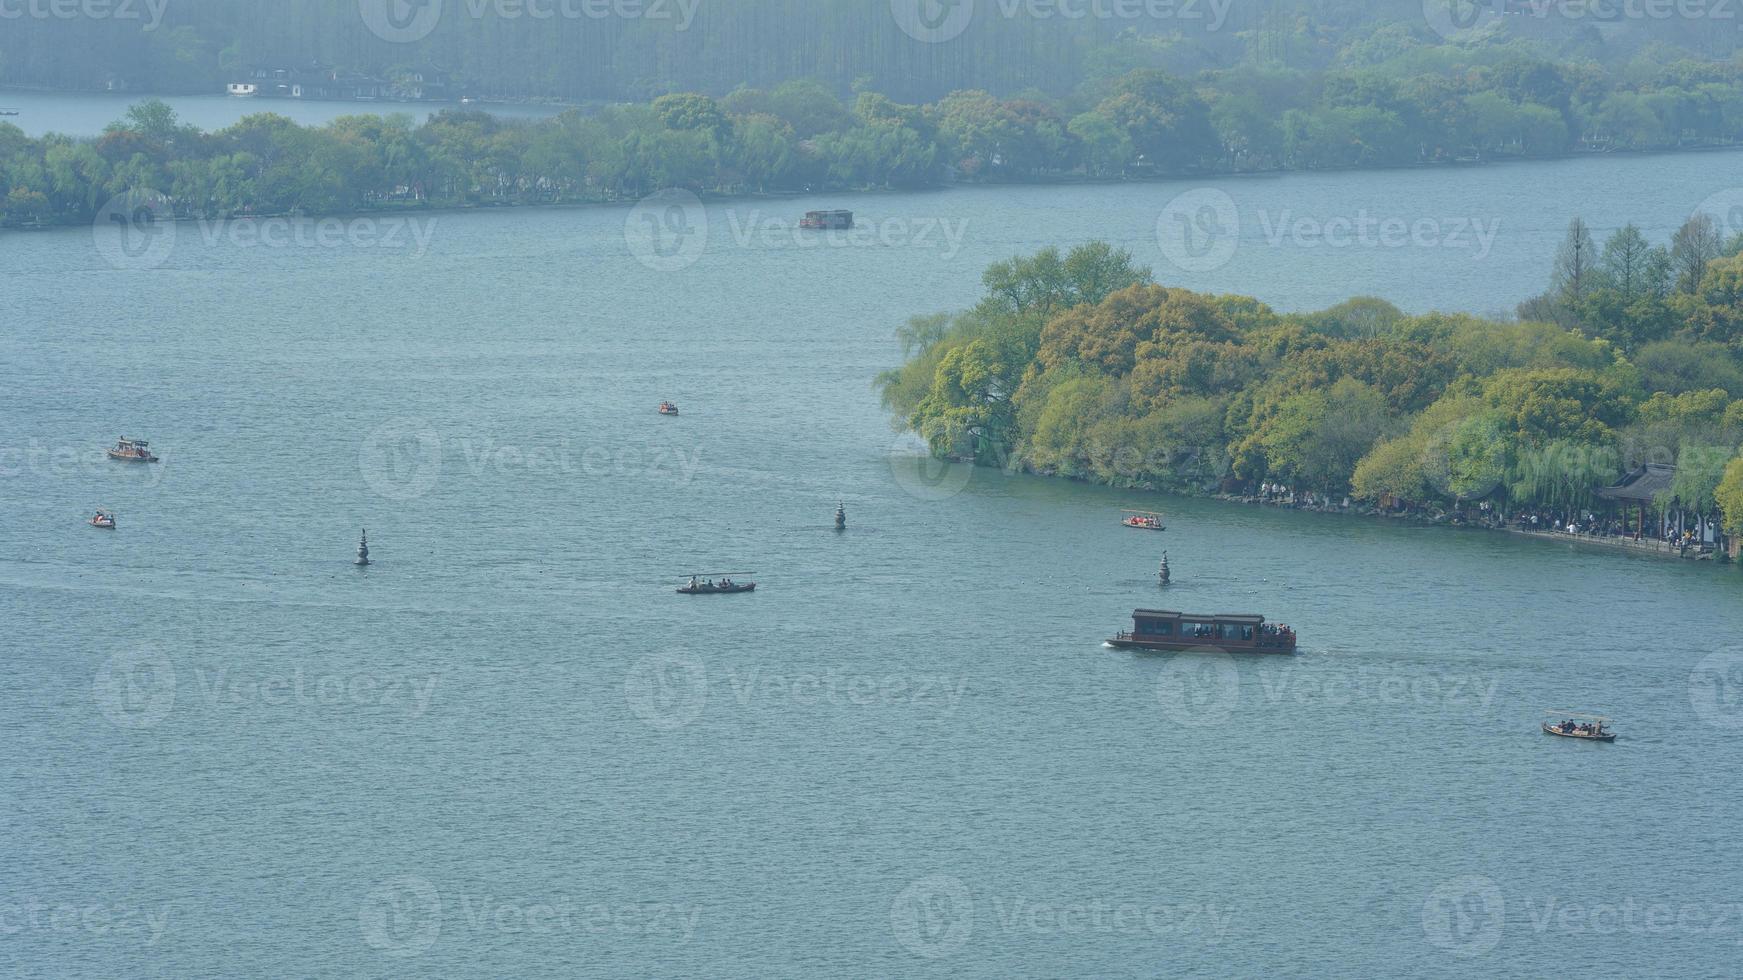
left=1595, top=464, right=1705, bottom=544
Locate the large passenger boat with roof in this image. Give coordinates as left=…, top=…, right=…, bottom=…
left=1107, top=609, right=1297, bottom=654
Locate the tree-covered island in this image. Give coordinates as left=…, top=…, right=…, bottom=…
left=877, top=234, right=1743, bottom=552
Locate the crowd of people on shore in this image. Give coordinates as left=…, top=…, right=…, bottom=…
left=1514, top=512, right=1714, bottom=551
left=1227, top=483, right=1725, bottom=557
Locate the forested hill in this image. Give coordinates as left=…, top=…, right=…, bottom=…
left=876, top=239, right=1743, bottom=533
left=10, top=0, right=1743, bottom=102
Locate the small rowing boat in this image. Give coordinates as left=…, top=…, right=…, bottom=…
left=658, top=401, right=680, bottom=416
left=107, top=437, right=159, bottom=462
left=89, top=510, right=116, bottom=529
left=1542, top=712, right=1616, bottom=742
left=1122, top=509, right=1164, bottom=531
left=677, top=572, right=756, bottom=595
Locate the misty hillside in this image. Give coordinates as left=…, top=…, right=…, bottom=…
left=7, top=0, right=1743, bottom=102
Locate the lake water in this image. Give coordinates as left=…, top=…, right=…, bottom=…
left=3, top=140, right=1743, bottom=977
left=0, top=90, right=570, bottom=137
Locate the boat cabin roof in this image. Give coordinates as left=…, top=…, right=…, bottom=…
left=1133, top=609, right=1265, bottom=625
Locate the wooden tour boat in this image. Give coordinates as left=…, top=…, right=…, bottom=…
left=1122, top=510, right=1165, bottom=531
left=1108, top=609, right=1296, bottom=654
left=1542, top=713, right=1616, bottom=742
left=107, top=437, right=159, bottom=463
left=678, top=573, right=756, bottom=595
left=90, top=510, right=116, bottom=530
left=800, top=209, right=853, bottom=230
left=658, top=401, right=680, bottom=416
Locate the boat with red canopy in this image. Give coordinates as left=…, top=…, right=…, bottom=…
left=1122, top=510, right=1165, bottom=531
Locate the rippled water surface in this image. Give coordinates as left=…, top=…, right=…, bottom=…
left=3, top=143, right=1743, bottom=977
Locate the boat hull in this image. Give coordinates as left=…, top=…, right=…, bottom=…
left=107, top=451, right=158, bottom=462
left=677, top=584, right=756, bottom=595
left=1107, top=636, right=1294, bottom=654
left=1542, top=723, right=1615, bottom=742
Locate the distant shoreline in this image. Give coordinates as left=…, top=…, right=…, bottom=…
left=10, top=141, right=1743, bottom=237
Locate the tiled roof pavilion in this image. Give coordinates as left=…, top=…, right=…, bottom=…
left=1596, top=464, right=1677, bottom=504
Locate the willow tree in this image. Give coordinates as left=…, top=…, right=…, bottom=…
left=1508, top=440, right=1621, bottom=515
left=1717, top=456, right=1743, bottom=538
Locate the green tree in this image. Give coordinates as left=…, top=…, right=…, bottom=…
left=1717, top=455, right=1743, bottom=536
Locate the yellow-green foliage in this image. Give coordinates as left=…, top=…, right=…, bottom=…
left=883, top=243, right=1743, bottom=504
left=1718, top=457, right=1743, bottom=536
